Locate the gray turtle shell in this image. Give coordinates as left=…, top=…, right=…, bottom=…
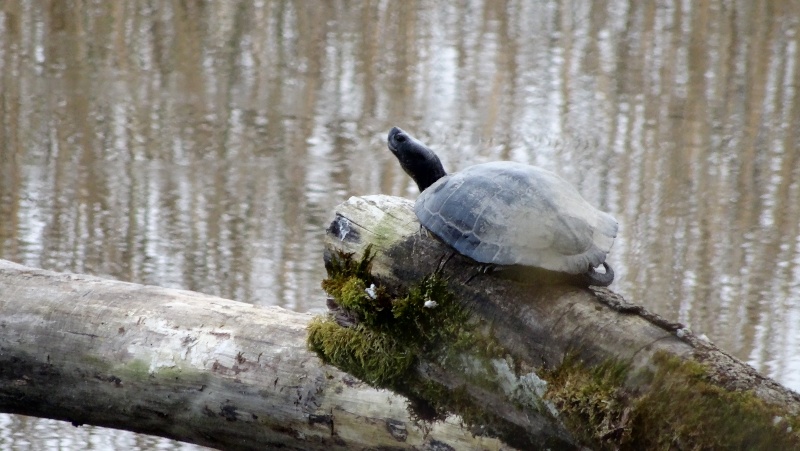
left=414, top=161, right=618, bottom=274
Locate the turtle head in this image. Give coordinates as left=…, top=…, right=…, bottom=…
left=387, top=127, right=447, bottom=192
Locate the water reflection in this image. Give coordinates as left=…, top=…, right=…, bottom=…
left=1, top=0, right=799, bottom=448
left=0, top=415, right=206, bottom=451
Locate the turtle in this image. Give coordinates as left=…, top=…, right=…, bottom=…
left=387, top=126, right=619, bottom=287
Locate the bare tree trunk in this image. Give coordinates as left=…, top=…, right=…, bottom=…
left=319, top=195, right=800, bottom=450
left=0, top=260, right=512, bottom=451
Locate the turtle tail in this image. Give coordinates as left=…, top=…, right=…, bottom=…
left=583, top=262, right=614, bottom=287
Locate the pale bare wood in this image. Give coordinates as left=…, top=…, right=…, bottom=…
left=0, top=259, right=512, bottom=451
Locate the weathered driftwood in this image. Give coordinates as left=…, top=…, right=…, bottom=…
left=0, top=260, right=513, bottom=451
left=320, top=195, right=800, bottom=449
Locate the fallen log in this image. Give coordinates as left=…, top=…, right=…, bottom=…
left=311, top=195, right=800, bottom=450
left=0, top=260, right=511, bottom=450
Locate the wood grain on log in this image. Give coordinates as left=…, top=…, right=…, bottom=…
left=0, top=260, right=512, bottom=451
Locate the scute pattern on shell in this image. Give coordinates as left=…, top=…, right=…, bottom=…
left=414, top=161, right=618, bottom=275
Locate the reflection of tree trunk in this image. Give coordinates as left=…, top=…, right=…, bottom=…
left=322, top=195, right=800, bottom=450
left=0, top=260, right=510, bottom=451
left=0, top=1, right=21, bottom=259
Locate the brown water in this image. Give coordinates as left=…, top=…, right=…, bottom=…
left=1, top=1, right=799, bottom=449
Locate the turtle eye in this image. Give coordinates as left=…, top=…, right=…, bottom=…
left=395, top=134, right=407, bottom=143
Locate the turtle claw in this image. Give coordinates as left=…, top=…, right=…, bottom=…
left=418, top=224, right=430, bottom=237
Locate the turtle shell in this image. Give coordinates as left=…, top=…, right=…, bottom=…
left=414, top=161, right=618, bottom=274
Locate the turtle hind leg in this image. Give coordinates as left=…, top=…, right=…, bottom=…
left=583, top=262, right=614, bottom=287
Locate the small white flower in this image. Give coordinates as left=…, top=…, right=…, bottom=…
left=424, top=300, right=438, bottom=308
left=365, top=283, right=377, bottom=299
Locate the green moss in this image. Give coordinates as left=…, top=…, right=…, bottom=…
left=544, top=351, right=800, bottom=450
left=116, top=359, right=151, bottom=380
left=307, top=317, right=414, bottom=386
left=313, top=248, right=800, bottom=448
left=628, top=353, right=800, bottom=450
left=322, top=246, right=375, bottom=294
left=106, top=359, right=210, bottom=389
left=81, top=354, right=108, bottom=368
left=309, top=246, right=504, bottom=424
left=370, top=216, right=410, bottom=251
left=543, top=353, right=631, bottom=446
left=154, top=365, right=187, bottom=381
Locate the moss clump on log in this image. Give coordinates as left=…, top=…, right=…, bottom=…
left=543, top=353, right=631, bottom=446
left=310, top=244, right=800, bottom=449
left=545, top=351, right=800, bottom=450
left=308, top=246, right=504, bottom=425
